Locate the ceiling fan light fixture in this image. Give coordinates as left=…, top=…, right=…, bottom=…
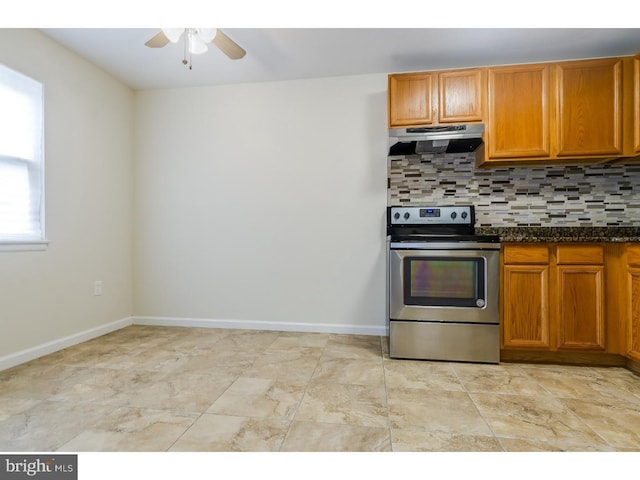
left=145, top=27, right=245, bottom=69
left=188, top=30, right=209, bottom=55
left=196, top=28, right=217, bottom=43
left=161, top=28, right=185, bottom=43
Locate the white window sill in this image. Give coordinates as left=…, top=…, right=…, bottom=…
left=0, top=240, right=49, bottom=251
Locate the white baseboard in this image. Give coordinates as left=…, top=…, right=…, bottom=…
left=0, top=317, right=134, bottom=372
left=132, top=316, right=388, bottom=337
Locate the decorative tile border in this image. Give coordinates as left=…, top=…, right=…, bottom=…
left=388, top=153, right=640, bottom=227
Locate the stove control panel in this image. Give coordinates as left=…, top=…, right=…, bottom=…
left=389, top=206, right=473, bottom=225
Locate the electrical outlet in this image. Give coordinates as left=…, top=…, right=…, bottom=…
left=94, top=280, right=103, bottom=296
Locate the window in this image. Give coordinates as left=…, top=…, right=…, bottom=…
left=0, top=64, right=45, bottom=247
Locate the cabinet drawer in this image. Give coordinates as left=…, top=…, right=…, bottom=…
left=556, top=245, right=604, bottom=265
left=503, top=245, right=549, bottom=264
left=628, top=244, right=640, bottom=267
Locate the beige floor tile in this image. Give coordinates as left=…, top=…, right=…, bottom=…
left=0, top=363, right=82, bottom=400
left=0, top=397, right=42, bottom=422
left=391, top=426, right=503, bottom=452
left=312, top=357, right=385, bottom=387
left=2, top=326, right=640, bottom=453
left=582, top=367, right=640, bottom=403
left=57, top=407, right=198, bottom=451
left=387, top=387, right=492, bottom=436
left=295, top=381, right=388, bottom=428
left=561, top=398, right=640, bottom=449
left=281, top=421, right=391, bottom=452
left=265, top=332, right=331, bottom=352
left=123, top=348, right=194, bottom=373
left=452, top=363, right=552, bottom=396
left=45, top=338, right=144, bottom=370
left=470, top=392, right=609, bottom=448
left=207, top=376, right=307, bottom=419
left=169, top=413, right=290, bottom=452
left=523, top=365, right=640, bottom=405
left=242, top=351, right=321, bottom=382
left=0, top=400, right=116, bottom=451
left=384, top=359, right=464, bottom=391
left=498, top=437, right=617, bottom=452
left=211, top=330, right=280, bottom=352
left=381, top=337, right=390, bottom=356
left=156, top=350, right=250, bottom=377
left=122, top=370, right=238, bottom=413
left=323, top=335, right=383, bottom=360
left=46, top=367, right=158, bottom=405
left=163, top=328, right=232, bottom=353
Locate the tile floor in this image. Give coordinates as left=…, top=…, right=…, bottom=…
left=1, top=325, right=640, bottom=452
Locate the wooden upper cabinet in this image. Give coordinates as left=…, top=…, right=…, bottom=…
left=388, top=69, right=484, bottom=127
left=555, top=58, right=623, bottom=157
left=390, top=55, right=637, bottom=164
left=438, top=69, right=484, bottom=123
left=388, top=72, right=435, bottom=127
left=487, top=64, right=551, bottom=159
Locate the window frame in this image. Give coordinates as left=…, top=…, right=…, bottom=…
left=0, top=63, right=47, bottom=251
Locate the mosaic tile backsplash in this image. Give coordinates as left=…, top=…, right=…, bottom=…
left=388, top=152, right=640, bottom=227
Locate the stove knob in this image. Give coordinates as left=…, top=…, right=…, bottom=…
left=450, top=211, right=457, bottom=220
left=393, top=212, right=400, bottom=220
left=461, top=211, right=468, bottom=219
left=403, top=212, right=410, bottom=220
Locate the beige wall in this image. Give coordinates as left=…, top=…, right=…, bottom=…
left=0, top=29, right=134, bottom=361
left=0, top=30, right=389, bottom=367
left=133, top=74, right=389, bottom=334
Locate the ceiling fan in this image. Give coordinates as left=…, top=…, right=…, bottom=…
left=144, top=28, right=246, bottom=69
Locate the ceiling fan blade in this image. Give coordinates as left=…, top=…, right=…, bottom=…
left=212, top=29, right=246, bottom=60
left=145, top=31, right=170, bottom=48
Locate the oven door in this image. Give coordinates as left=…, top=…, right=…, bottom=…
left=389, top=247, right=499, bottom=324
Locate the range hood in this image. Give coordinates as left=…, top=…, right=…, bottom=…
left=389, top=124, right=484, bottom=155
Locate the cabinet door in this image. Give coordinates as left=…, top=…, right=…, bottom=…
left=438, top=69, right=484, bottom=123
left=556, top=266, right=606, bottom=350
left=487, top=64, right=550, bottom=159
left=629, top=266, right=640, bottom=361
left=635, top=55, right=640, bottom=154
left=555, top=58, right=623, bottom=157
left=388, top=73, right=435, bottom=127
left=628, top=245, right=640, bottom=361
left=502, top=265, right=551, bottom=349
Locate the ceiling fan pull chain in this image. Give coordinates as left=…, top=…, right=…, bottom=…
left=182, top=30, right=188, bottom=67
left=186, top=29, right=193, bottom=70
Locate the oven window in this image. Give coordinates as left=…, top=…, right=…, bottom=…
left=404, top=257, right=485, bottom=307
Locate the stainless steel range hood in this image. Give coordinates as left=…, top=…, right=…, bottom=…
left=389, top=124, right=484, bottom=155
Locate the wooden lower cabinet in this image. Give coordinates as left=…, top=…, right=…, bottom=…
left=502, top=242, right=640, bottom=370
left=502, top=243, right=610, bottom=361
left=556, top=265, right=605, bottom=350
left=627, top=245, right=640, bottom=362
left=502, top=244, right=551, bottom=350
left=502, top=260, right=551, bottom=349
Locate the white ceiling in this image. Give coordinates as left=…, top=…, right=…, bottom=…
left=37, top=28, right=640, bottom=91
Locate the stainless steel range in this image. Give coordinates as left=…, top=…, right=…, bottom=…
left=387, top=205, right=500, bottom=363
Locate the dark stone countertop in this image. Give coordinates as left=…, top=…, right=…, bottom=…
left=475, top=226, right=640, bottom=243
